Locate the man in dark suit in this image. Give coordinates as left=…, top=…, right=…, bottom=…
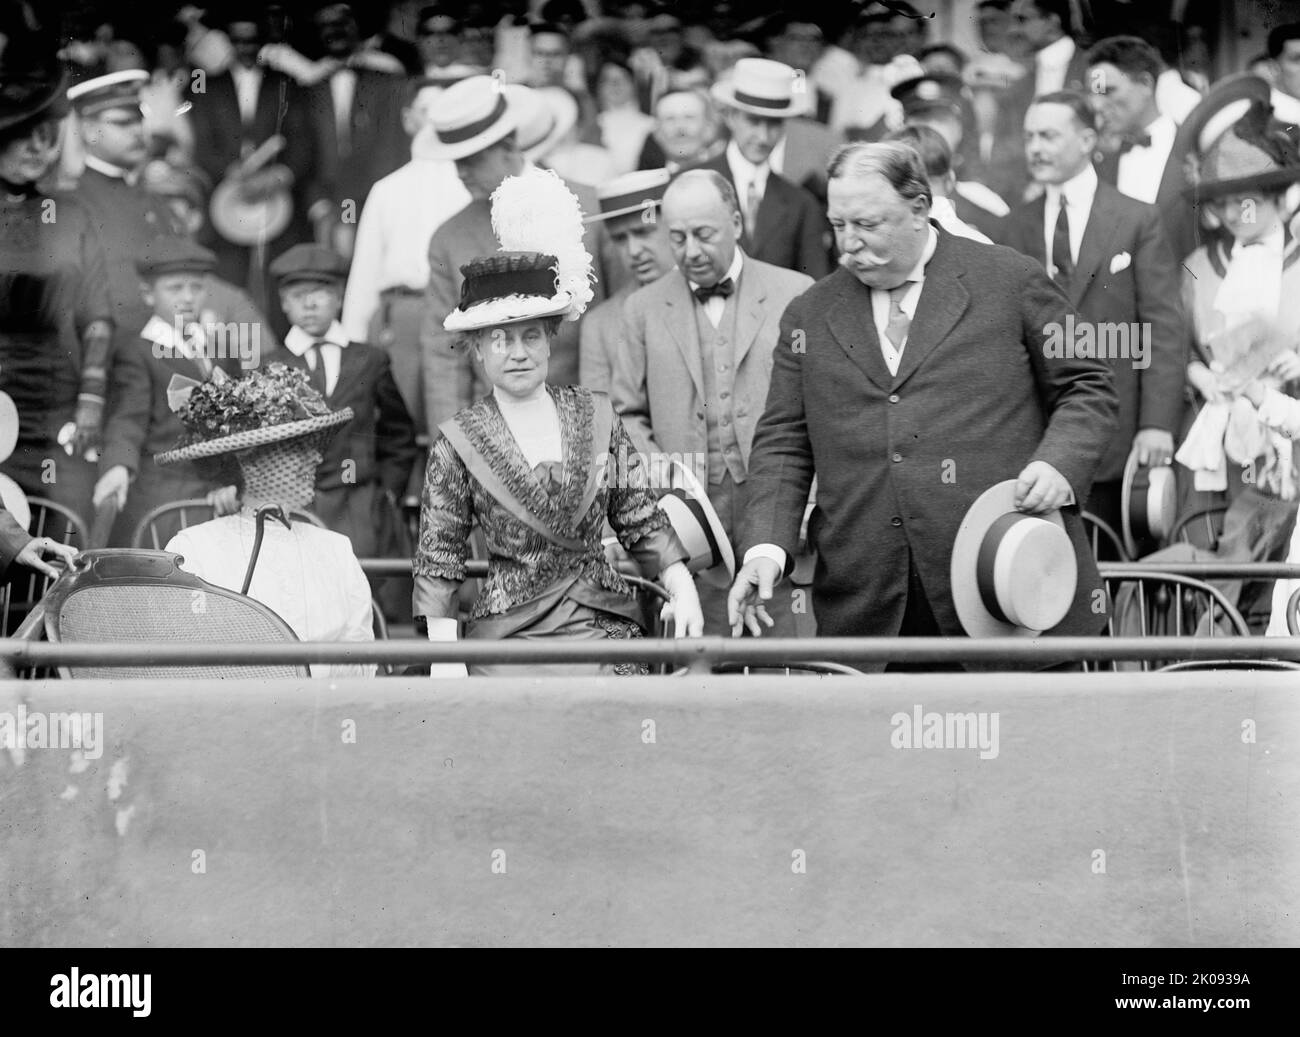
left=185, top=6, right=314, bottom=298
left=695, top=58, right=831, bottom=280
left=999, top=91, right=1186, bottom=546
left=1087, top=36, right=1198, bottom=265
left=728, top=141, right=1119, bottom=663
left=268, top=244, right=419, bottom=558
left=302, top=3, right=408, bottom=261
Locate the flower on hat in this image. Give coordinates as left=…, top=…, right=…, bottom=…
left=176, top=363, right=330, bottom=447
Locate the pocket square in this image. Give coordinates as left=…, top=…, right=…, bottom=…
left=1109, top=251, right=1131, bottom=274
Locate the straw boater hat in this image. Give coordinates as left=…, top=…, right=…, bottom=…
left=1120, top=453, right=1178, bottom=558
left=656, top=458, right=735, bottom=589
left=444, top=166, right=596, bottom=332
left=1175, top=73, right=1300, bottom=203
left=155, top=363, right=352, bottom=467
left=950, top=480, right=1078, bottom=638
left=525, top=86, right=579, bottom=162
left=711, top=57, right=801, bottom=119
left=585, top=168, right=671, bottom=224
left=425, top=74, right=519, bottom=161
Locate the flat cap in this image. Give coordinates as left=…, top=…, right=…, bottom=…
left=135, top=236, right=218, bottom=278
left=268, top=244, right=349, bottom=285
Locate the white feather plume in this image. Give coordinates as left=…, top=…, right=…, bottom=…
left=490, top=166, right=595, bottom=321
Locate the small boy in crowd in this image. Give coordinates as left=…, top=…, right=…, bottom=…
left=266, top=244, right=420, bottom=557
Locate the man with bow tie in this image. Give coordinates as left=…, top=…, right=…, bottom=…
left=998, top=91, right=1185, bottom=551
left=1088, top=36, right=1197, bottom=264
left=612, top=169, right=813, bottom=634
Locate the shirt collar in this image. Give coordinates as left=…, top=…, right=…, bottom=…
left=686, top=248, right=745, bottom=294
left=768, top=136, right=786, bottom=176
left=1232, top=221, right=1286, bottom=258
left=285, top=321, right=349, bottom=356
left=726, top=140, right=769, bottom=184
left=140, top=314, right=178, bottom=348
left=1139, top=113, right=1176, bottom=149
left=1046, top=161, right=1097, bottom=211
left=899, top=223, right=939, bottom=285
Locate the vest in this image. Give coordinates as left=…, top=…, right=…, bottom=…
left=693, top=293, right=747, bottom=485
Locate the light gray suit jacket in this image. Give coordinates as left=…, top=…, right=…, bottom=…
left=612, top=254, right=813, bottom=480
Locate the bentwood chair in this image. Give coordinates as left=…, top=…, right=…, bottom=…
left=0, top=498, right=89, bottom=637
left=1080, top=510, right=1130, bottom=562
left=41, top=549, right=308, bottom=679
left=131, top=499, right=325, bottom=549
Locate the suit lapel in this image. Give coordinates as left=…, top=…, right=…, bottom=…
left=751, top=176, right=788, bottom=256
left=893, top=231, right=970, bottom=389
left=1069, top=184, right=1121, bottom=305
left=826, top=275, right=892, bottom=393
left=732, top=259, right=767, bottom=370
left=663, top=277, right=707, bottom=400
left=332, top=342, right=365, bottom=403
left=1023, top=197, right=1047, bottom=267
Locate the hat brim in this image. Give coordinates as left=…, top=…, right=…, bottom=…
left=1120, top=452, right=1176, bottom=557
left=523, top=93, right=577, bottom=162
left=710, top=81, right=798, bottom=119
left=950, top=479, right=1073, bottom=639
left=444, top=292, right=573, bottom=332
left=155, top=409, right=353, bottom=465
left=1172, top=74, right=1290, bottom=199
left=0, top=78, right=69, bottom=135
left=423, top=97, right=519, bottom=161
left=1191, top=167, right=1300, bottom=199
left=0, top=392, right=19, bottom=462
left=584, top=199, right=663, bottom=224
left=0, top=473, right=30, bottom=531
left=661, top=458, right=735, bottom=587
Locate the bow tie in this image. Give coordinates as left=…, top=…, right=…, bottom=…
left=1117, top=132, right=1152, bottom=154
left=693, top=278, right=734, bottom=304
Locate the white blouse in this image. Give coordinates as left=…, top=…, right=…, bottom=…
left=166, top=515, right=375, bottom=677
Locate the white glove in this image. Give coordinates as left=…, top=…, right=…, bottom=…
left=425, top=617, right=469, bottom=679
left=658, top=562, right=705, bottom=639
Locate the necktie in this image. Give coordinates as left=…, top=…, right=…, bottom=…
left=308, top=342, right=330, bottom=398
left=693, top=278, right=735, bottom=304
left=744, top=176, right=761, bottom=237
left=1051, top=197, right=1073, bottom=288
left=183, top=325, right=214, bottom=379
left=885, top=281, right=916, bottom=351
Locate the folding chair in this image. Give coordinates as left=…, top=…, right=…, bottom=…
left=1081, top=510, right=1130, bottom=562
left=41, top=549, right=309, bottom=679
left=1099, top=569, right=1251, bottom=672
left=0, top=498, right=91, bottom=636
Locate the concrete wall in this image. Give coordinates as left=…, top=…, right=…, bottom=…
left=2, top=671, right=1296, bottom=947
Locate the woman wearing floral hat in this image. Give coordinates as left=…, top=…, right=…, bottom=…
left=158, top=363, right=375, bottom=677
left=413, top=168, right=704, bottom=676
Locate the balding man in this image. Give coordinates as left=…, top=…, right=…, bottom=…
left=728, top=142, right=1118, bottom=666
left=612, top=169, right=813, bottom=635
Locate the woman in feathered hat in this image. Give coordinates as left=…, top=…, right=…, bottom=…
left=413, top=167, right=704, bottom=676
left=1166, top=77, right=1300, bottom=629
left=158, top=363, right=376, bottom=677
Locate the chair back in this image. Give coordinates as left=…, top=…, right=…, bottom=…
left=1081, top=510, right=1129, bottom=562
left=1172, top=505, right=1227, bottom=552
left=42, top=549, right=308, bottom=679
left=1289, top=586, right=1300, bottom=636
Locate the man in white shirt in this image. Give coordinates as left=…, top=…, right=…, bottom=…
left=886, top=125, right=992, bottom=243
left=342, top=77, right=471, bottom=429
left=1087, top=36, right=1196, bottom=263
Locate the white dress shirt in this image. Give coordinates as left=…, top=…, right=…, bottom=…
left=167, top=515, right=374, bottom=678
left=340, top=147, right=471, bottom=341
left=139, top=313, right=214, bottom=373
left=1043, top=163, right=1098, bottom=278
left=230, top=63, right=262, bottom=125
left=1034, top=35, right=1077, bottom=96
left=687, top=249, right=745, bottom=329
left=928, top=196, right=992, bottom=244
left=1116, top=114, right=1175, bottom=205
left=285, top=320, right=348, bottom=396
left=870, top=225, right=938, bottom=375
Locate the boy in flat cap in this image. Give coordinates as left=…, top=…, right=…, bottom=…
left=267, top=243, right=419, bottom=558
left=98, top=237, right=248, bottom=545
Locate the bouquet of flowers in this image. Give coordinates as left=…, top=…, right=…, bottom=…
left=177, top=363, right=330, bottom=447
left=1204, top=314, right=1292, bottom=395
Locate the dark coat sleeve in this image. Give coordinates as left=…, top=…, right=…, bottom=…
left=739, top=293, right=812, bottom=569
left=99, top=339, right=152, bottom=475
left=1018, top=253, right=1121, bottom=500
left=1131, top=205, right=1188, bottom=435
left=0, top=508, right=32, bottom=575
left=793, top=186, right=832, bottom=280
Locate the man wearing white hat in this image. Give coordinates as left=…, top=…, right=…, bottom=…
left=698, top=58, right=831, bottom=280
left=417, top=76, right=613, bottom=433
left=579, top=169, right=675, bottom=393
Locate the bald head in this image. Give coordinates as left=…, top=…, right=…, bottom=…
left=663, top=170, right=743, bottom=287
